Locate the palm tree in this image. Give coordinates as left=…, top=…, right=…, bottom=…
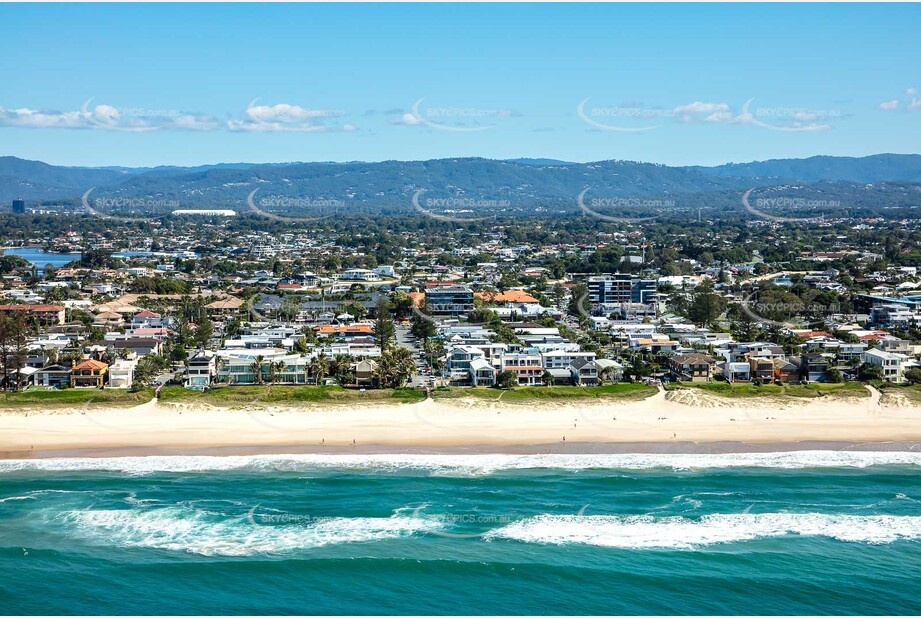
left=249, top=354, right=266, bottom=385
left=373, top=357, right=393, bottom=389
left=213, top=356, right=226, bottom=384
left=382, top=347, right=416, bottom=388
left=309, top=352, right=330, bottom=385
left=269, top=360, right=286, bottom=385
left=599, top=365, right=617, bottom=384
left=330, top=354, right=354, bottom=386
left=423, top=338, right=445, bottom=372
left=61, top=350, right=84, bottom=368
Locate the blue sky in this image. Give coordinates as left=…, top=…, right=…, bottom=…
left=2, top=3, right=920, bottom=168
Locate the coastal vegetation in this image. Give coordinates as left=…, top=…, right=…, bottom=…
left=667, top=381, right=869, bottom=399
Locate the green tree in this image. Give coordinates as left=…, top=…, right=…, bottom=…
left=497, top=370, right=519, bottom=389
left=193, top=313, right=214, bottom=350
left=568, top=283, right=590, bottom=319
left=249, top=355, right=266, bottom=385
left=687, top=281, right=726, bottom=327
left=411, top=301, right=437, bottom=339
left=0, top=312, right=29, bottom=391
left=374, top=299, right=396, bottom=351
left=331, top=355, right=355, bottom=386
left=308, top=353, right=330, bottom=385
left=857, top=362, right=883, bottom=382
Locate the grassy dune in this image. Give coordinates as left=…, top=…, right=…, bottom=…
left=0, top=388, right=156, bottom=410
left=430, top=383, right=656, bottom=403
left=668, top=381, right=869, bottom=399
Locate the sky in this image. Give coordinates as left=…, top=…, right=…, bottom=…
left=2, top=3, right=920, bottom=168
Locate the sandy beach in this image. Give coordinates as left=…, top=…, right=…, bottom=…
left=2, top=385, right=921, bottom=457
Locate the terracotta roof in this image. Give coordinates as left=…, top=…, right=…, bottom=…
left=315, top=324, right=375, bottom=334
left=800, top=331, right=833, bottom=338
left=423, top=281, right=462, bottom=288
left=476, top=290, right=540, bottom=304
left=94, top=312, right=123, bottom=320
left=72, top=359, right=108, bottom=371
left=0, top=304, right=64, bottom=312
left=205, top=296, right=244, bottom=309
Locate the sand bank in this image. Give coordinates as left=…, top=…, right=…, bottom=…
left=2, top=385, right=921, bottom=457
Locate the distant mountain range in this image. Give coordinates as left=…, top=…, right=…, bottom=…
left=690, top=154, right=921, bottom=184
left=2, top=154, right=920, bottom=217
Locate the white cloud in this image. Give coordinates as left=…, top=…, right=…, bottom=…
left=673, top=101, right=732, bottom=115
left=0, top=102, right=221, bottom=132
left=672, top=101, right=741, bottom=124
left=389, top=112, right=422, bottom=126
left=169, top=114, right=223, bottom=131
left=878, top=88, right=920, bottom=112
left=781, top=121, right=830, bottom=132
left=673, top=99, right=833, bottom=131
left=0, top=105, right=97, bottom=129
left=227, top=101, right=351, bottom=132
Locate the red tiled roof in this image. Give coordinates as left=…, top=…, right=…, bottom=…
left=73, top=359, right=108, bottom=371
left=476, top=290, right=540, bottom=303
left=0, top=304, right=64, bottom=312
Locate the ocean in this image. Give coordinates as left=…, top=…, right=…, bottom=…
left=1, top=452, right=920, bottom=615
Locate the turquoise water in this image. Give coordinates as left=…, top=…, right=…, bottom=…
left=2, top=248, right=81, bottom=269
left=1, top=452, right=920, bottom=615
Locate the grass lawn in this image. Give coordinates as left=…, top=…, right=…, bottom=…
left=157, top=385, right=427, bottom=406
left=669, top=381, right=869, bottom=399
left=430, top=383, right=656, bottom=403
left=1, top=383, right=656, bottom=410
left=0, top=387, right=156, bottom=409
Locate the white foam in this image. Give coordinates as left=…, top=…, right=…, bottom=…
left=0, top=495, right=35, bottom=503
left=486, top=513, right=921, bottom=548
left=2, top=451, right=921, bottom=475
left=57, top=506, right=443, bottom=556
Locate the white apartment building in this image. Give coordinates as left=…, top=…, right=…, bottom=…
left=861, top=348, right=911, bottom=383
left=540, top=350, right=597, bottom=369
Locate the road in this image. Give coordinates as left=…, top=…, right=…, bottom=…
left=395, top=322, right=435, bottom=388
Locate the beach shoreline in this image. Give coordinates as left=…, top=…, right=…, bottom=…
left=12, top=439, right=921, bottom=460
left=3, top=385, right=921, bottom=458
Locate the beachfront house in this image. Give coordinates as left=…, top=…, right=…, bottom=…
left=861, top=348, right=910, bottom=383
left=186, top=351, right=219, bottom=389
left=800, top=354, right=830, bottom=383
left=668, top=353, right=716, bottom=382
left=772, top=357, right=800, bottom=384
left=70, top=359, right=109, bottom=388
left=496, top=352, right=545, bottom=386
left=468, top=358, right=497, bottom=386
left=749, top=357, right=775, bottom=383
left=352, top=359, right=378, bottom=387
left=718, top=361, right=751, bottom=383
left=568, top=358, right=601, bottom=386
left=33, top=364, right=72, bottom=388
left=107, top=359, right=136, bottom=389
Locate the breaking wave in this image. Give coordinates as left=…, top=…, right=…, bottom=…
left=3, top=451, right=921, bottom=476
left=54, top=506, right=443, bottom=556
left=486, top=513, right=921, bottom=548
